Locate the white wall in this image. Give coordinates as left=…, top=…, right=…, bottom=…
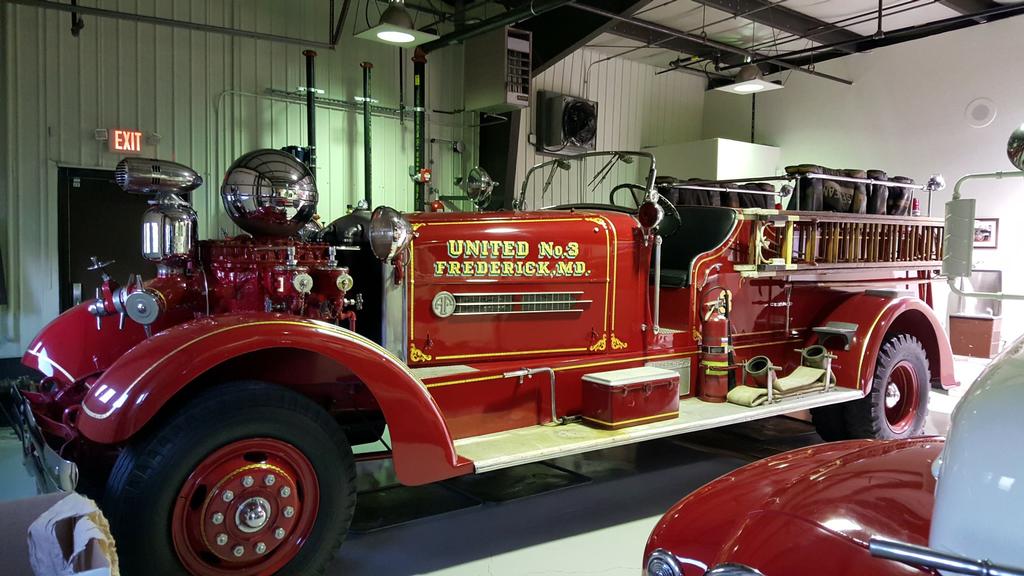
left=516, top=47, right=707, bottom=208
left=0, top=0, right=470, bottom=357
left=703, top=16, right=1024, bottom=342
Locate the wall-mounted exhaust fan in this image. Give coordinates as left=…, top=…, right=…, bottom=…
left=536, top=91, right=598, bottom=155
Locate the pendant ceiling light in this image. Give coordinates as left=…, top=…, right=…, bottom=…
left=713, top=64, right=784, bottom=95
left=355, top=0, right=439, bottom=47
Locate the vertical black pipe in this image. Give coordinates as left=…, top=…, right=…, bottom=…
left=413, top=48, right=427, bottom=211
left=303, top=50, right=318, bottom=172
left=361, top=61, right=373, bottom=208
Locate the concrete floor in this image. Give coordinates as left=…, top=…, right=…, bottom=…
left=0, top=355, right=993, bottom=575
left=324, top=355, right=988, bottom=576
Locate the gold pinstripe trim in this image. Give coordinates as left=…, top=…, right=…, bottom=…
left=434, top=346, right=590, bottom=361
left=856, top=297, right=907, bottom=388
left=690, top=217, right=742, bottom=322
left=424, top=351, right=696, bottom=389
left=408, top=214, right=616, bottom=364
left=412, top=217, right=605, bottom=227
left=582, top=411, right=678, bottom=427
left=732, top=337, right=803, bottom=350
left=81, top=320, right=420, bottom=420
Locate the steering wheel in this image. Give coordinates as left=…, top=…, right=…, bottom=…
left=609, top=183, right=647, bottom=208
left=656, top=194, right=682, bottom=238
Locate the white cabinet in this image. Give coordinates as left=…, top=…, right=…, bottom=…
left=648, top=138, right=781, bottom=181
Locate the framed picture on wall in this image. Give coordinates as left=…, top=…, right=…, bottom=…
left=973, top=218, right=999, bottom=249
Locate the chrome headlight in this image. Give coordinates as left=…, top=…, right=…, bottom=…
left=646, top=549, right=682, bottom=576
left=368, top=206, right=413, bottom=263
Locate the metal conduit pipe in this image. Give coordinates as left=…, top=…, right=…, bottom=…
left=946, top=170, right=1024, bottom=302
left=303, top=50, right=318, bottom=172
left=360, top=61, right=374, bottom=207
left=569, top=2, right=853, bottom=86
left=413, top=48, right=428, bottom=211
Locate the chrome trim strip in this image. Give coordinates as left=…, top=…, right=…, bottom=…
left=454, top=299, right=593, bottom=307
left=452, top=309, right=587, bottom=317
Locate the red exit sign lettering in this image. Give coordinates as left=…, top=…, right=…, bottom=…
left=110, top=129, right=144, bottom=153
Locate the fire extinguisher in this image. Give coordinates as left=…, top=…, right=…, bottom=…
left=699, top=288, right=732, bottom=403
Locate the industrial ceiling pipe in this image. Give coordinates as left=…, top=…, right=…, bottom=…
left=569, top=2, right=854, bottom=86
left=420, top=0, right=576, bottom=52
left=6, top=0, right=337, bottom=48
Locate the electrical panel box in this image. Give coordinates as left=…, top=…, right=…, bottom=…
left=464, top=27, right=531, bottom=113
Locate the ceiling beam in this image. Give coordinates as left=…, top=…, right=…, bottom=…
left=691, top=0, right=864, bottom=53
left=779, top=2, right=1024, bottom=69
left=573, top=3, right=852, bottom=85
left=937, top=0, right=1000, bottom=15
left=516, top=0, right=654, bottom=75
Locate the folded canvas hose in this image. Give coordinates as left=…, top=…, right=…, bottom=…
left=727, top=346, right=835, bottom=407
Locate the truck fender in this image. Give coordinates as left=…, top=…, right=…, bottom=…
left=815, top=294, right=956, bottom=393
left=77, top=313, right=471, bottom=485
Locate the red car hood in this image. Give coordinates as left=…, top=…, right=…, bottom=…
left=757, top=437, right=941, bottom=546
left=647, top=438, right=943, bottom=574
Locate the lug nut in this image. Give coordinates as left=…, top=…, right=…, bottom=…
left=274, top=527, right=286, bottom=540
left=212, top=512, right=224, bottom=525
left=222, top=490, right=235, bottom=503
left=233, top=545, right=245, bottom=557
left=280, top=486, right=291, bottom=498
left=255, top=542, right=267, bottom=555
left=242, top=475, right=254, bottom=487
left=216, top=533, right=228, bottom=546
left=283, top=506, right=295, bottom=518
left=264, top=474, right=276, bottom=486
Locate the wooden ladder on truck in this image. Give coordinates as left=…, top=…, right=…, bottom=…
left=735, top=211, right=945, bottom=277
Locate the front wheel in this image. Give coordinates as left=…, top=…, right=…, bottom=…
left=104, top=381, right=355, bottom=576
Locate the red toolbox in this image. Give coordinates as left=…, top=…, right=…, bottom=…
left=581, top=367, right=680, bottom=430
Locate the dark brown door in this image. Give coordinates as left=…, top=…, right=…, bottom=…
left=57, top=168, right=154, bottom=312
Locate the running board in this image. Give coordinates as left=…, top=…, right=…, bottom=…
left=455, top=387, right=864, bottom=474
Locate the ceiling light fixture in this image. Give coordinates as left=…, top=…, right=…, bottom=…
left=355, top=0, right=439, bottom=47
left=713, top=64, right=783, bottom=95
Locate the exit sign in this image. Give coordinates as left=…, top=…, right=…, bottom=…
left=109, top=129, right=144, bottom=153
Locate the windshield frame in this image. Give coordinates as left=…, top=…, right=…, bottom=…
left=515, top=150, right=657, bottom=211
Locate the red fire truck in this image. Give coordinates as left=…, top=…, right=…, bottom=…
left=8, top=149, right=954, bottom=575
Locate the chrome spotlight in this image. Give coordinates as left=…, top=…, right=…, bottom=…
left=369, top=206, right=413, bottom=263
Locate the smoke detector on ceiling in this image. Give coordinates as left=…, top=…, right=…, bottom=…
left=965, top=97, right=997, bottom=128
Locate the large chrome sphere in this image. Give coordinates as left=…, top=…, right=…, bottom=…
left=1008, top=123, right=1024, bottom=171
left=220, top=149, right=317, bottom=238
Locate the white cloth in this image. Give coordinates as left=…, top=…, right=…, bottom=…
left=27, top=493, right=118, bottom=576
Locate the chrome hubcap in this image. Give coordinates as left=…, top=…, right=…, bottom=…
left=236, top=497, right=272, bottom=533
left=885, top=382, right=901, bottom=408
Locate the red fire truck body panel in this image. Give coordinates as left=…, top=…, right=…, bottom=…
left=21, top=207, right=954, bottom=486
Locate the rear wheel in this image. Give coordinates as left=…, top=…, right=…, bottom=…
left=811, top=334, right=930, bottom=441
left=104, top=381, right=355, bottom=576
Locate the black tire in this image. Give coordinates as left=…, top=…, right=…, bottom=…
left=845, top=334, right=930, bottom=440
left=810, top=404, right=848, bottom=441
left=104, top=381, right=356, bottom=576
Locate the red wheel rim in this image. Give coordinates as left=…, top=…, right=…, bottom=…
left=171, top=438, right=319, bottom=576
left=884, top=360, right=920, bottom=434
